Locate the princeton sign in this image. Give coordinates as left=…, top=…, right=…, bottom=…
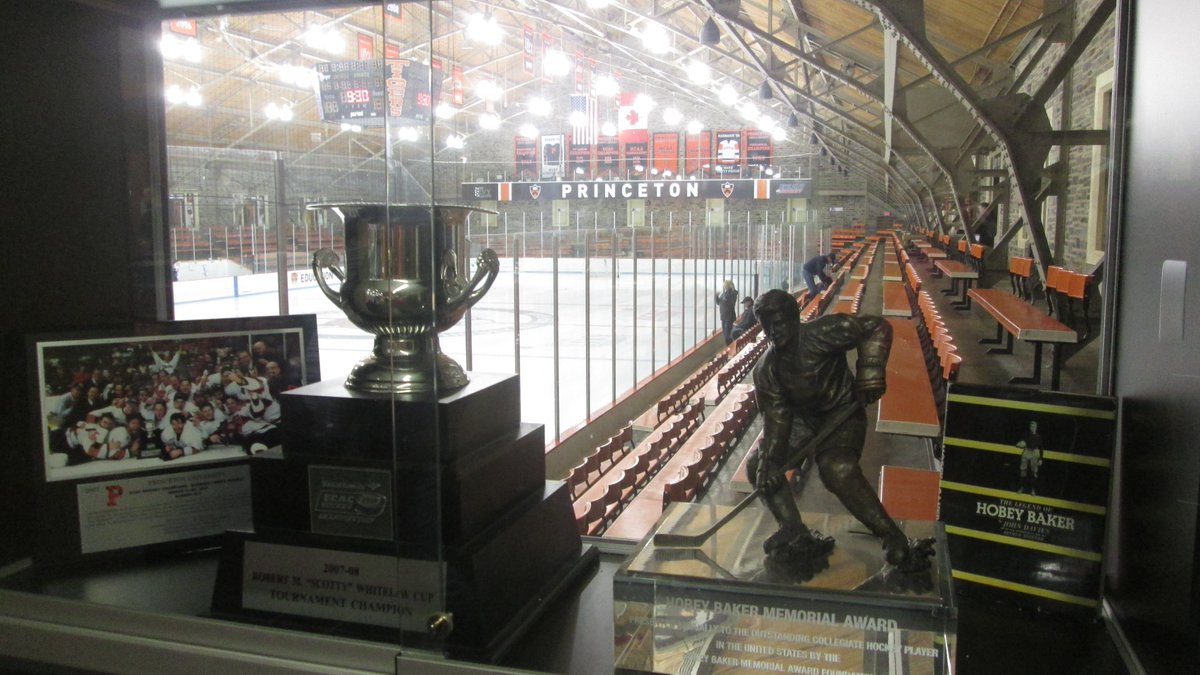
left=461, top=178, right=809, bottom=202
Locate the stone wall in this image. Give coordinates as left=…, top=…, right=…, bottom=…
left=1007, top=0, right=1115, bottom=272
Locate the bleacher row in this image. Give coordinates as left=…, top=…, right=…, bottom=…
left=896, top=232, right=963, bottom=408
left=655, top=353, right=729, bottom=425
left=715, top=328, right=767, bottom=399
left=1008, top=256, right=1095, bottom=339
left=569, top=334, right=766, bottom=541
left=872, top=232, right=960, bottom=441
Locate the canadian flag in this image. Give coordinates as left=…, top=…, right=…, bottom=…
left=617, top=92, right=648, bottom=146
left=617, top=93, right=647, bottom=132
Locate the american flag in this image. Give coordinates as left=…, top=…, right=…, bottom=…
left=569, top=94, right=597, bottom=145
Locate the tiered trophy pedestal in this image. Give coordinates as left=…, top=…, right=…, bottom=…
left=211, top=373, right=597, bottom=662
left=613, top=504, right=955, bottom=675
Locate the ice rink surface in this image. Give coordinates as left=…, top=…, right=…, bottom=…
left=173, top=256, right=767, bottom=441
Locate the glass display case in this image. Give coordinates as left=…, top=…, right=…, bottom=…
left=2, top=1, right=594, bottom=669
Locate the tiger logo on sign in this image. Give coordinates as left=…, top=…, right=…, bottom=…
left=529, top=184, right=542, bottom=199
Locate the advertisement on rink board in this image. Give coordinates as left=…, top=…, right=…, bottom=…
left=461, top=178, right=810, bottom=202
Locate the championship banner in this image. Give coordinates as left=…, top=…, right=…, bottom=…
left=460, top=178, right=795, bottom=202
left=384, top=43, right=400, bottom=60
left=940, top=383, right=1116, bottom=614
left=523, top=25, right=536, bottom=75
left=357, top=33, right=374, bottom=60
left=541, top=33, right=553, bottom=82
left=623, top=139, right=649, bottom=177
left=540, top=134, right=565, bottom=180
left=596, top=136, right=620, bottom=176
left=574, top=49, right=586, bottom=92
left=652, top=132, right=680, bottom=176
left=514, top=136, right=538, bottom=180
left=746, top=130, right=773, bottom=169
left=451, top=65, right=463, bottom=106
left=568, top=135, right=592, bottom=178
left=715, top=130, right=743, bottom=176
left=685, top=131, right=711, bottom=176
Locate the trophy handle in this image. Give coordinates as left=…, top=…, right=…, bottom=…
left=312, top=248, right=346, bottom=309
left=447, top=248, right=499, bottom=310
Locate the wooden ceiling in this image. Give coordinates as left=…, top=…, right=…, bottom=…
left=161, top=0, right=1055, bottom=207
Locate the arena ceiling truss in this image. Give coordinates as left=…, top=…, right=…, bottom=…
left=161, top=0, right=1116, bottom=285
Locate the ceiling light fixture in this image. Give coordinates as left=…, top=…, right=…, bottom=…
left=600, top=121, right=617, bottom=136
left=758, top=80, right=773, bottom=100
left=543, top=49, right=572, bottom=78
left=445, top=134, right=465, bottom=149
left=686, top=120, right=704, bottom=135
left=787, top=112, right=799, bottom=128
left=518, top=123, right=539, bottom=138
left=593, top=74, right=619, bottom=97
left=475, top=80, right=502, bottom=102
left=662, top=107, right=682, bottom=126
left=718, top=84, right=738, bottom=106
left=303, top=26, right=344, bottom=54
left=465, top=13, right=503, bottom=46
left=699, top=17, right=720, bottom=46
left=263, top=102, right=293, bottom=121
left=686, top=60, right=711, bottom=85
left=528, top=96, right=552, bottom=116
left=641, top=22, right=670, bottom=54
left=479, top=113, right=501, bottom=130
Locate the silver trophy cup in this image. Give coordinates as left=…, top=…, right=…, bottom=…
left=308, top=203, right=499, bottom=394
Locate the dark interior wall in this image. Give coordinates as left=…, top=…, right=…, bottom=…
left=0, top=1, right=165, bottom=563
left=1109, top=0, right=1200, bottom=671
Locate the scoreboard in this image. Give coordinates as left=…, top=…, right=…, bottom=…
left=314, top=59, right=441, bottom=124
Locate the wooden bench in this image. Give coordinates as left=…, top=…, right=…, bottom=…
left=876, top=318, right=941, bottom=438
left=934, top=259, right=980, bottom=310
left=878, top=465, right=941, bottom=521
left=969, top=288, right=1079, bottom=390
left=831, top=297, right=860, bottom=315
left=881, top=280, right=912, bottom=317
left=882, top=261, right=903, bottom=281
left=603, top=385, right=754, bottom=541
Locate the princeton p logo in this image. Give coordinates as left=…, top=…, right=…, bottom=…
left=721, top=182, right=735, bottom=198
left=529, top=184, right=542, bottom=199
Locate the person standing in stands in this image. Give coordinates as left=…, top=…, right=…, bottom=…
left=715, top=279, right=738, bottom=344
left=801, top=252, right=837, bottom=297
left=730, top=296, right=757, bottom=340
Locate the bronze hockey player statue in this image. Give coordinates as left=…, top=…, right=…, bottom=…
left=748, top=289, right=934, bottom=577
